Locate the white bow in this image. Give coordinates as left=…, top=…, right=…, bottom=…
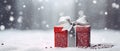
left=58, top=16, right=88, bottom=31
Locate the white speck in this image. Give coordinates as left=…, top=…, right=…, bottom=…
left=69, top=34, right=73, bottom=37
left=71, top=31, right=73, bottom=33
left=105, top=12, right=108, bottom=15
left=9, top=16, right=14, bottom=21
left=41, top=6, right=44, bottom=9
left=10, top=11, right=14, bottom=15
left=38, top=8, right=41, bottom=10
left=59, top=12, right=64, bottom=16
left=78, top=10, right=84, bottom=16
left=46, top=24, right=49, bottom=28
left=104, top=12, right=108, bottom=15
left=38, top=0, right=43, bottom=2
left=0, top=25, right=5, bottom=30
left=112, top=3, right=119, bottom=9
left=104, top=27, right=108, bottom=30
left=93, top=0, right=97, bottom=4
left=4, top=0, right=7, bottom=3
left=19, top=11, right=23, bottom=15
left=17, top=16, right=23, bottom=23
left=5, top=5, right=12, bottom=11
left=23, top=5, right=26, bottom=8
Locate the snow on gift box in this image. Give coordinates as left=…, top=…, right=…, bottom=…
left=75, top=15, right=90, bottom=47
left=54, top=16, right=71, bottom=47
left=54, top=16, right=91, bottom=48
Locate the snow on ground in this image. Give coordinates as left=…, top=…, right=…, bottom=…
left=0, top=29, right=120, bottom=51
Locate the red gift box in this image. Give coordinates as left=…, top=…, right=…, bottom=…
left=76, top=25, right=91, bottom=47
left=54, top=26, right=68, bottom=47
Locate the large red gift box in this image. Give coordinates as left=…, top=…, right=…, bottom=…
left=54, top=26, right=68, bottom=47
left=76, top=25, right=91, bottom=47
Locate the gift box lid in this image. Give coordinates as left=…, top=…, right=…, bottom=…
left=75, top=25, right=91, bottom=32
left=54, top=25, right=68, bottom=32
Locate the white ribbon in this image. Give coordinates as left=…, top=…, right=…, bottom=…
left=59, top=16, right=88, bottom=31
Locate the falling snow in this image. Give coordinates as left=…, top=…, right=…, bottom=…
left=46, top=24, right=49, bottom=28
left=5, top=5, right=12, bottom=11
left=59, top=12, right=64, bottom=16
left=104, top=11, right=108, bottom=15
left=3, top=0, right=7, bottom=3
left=23, top=5, right=26, bottom=8
left=104, top=27, right=108, bottom=30
left=41, top=6, right=44, bottom=9
left=38, top=8, right=41, bottom=10
left=0, top=25, right=5, bottom=30
left=17, top=16, right=23, bottom=23
left=92, top=0, right=97, bottom=4
left=38, top=0, right=43, bottom=2
left=9, top=16, right=14, bottom=22
left=112, top=3, right=119, bottom=9
left=0, top=0, right=120, bottom=51
left=78, top=10, right=84, bottom=16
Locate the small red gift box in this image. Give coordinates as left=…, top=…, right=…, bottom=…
left=76, top=25, right=91, bottom=47
left=54, top=25, right=91, bottom=48
left=54, top=26, right=68, bottom=47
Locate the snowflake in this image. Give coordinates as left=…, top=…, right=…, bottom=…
left=17, top=16, right=23, bottom=23
left=104, top=12, right=108, bottom=15
left=0, top=25, right=5, bottom=30
left=41, top=6, right=44, bottom=9
left=59, top=12, right=64, bottom=16
left=46, top=24, right=49, bottom=28
left=78, top=10, right=84, bottom=16
left=5, top=5, right=12, bottom=11
left=9, top=16, right=14, bottom=22
left=69, top=34, right=73, bottom=37
left=23, top=5, right=26, bottom=8
left=104, top=27, right=108, bottom=30
left=112, top=3, right=119, bottom=9
left=38, top=0, right=43, bottom=2
left=38, top=8, right=41, bottom=11
left=93, top=0, right=97, bottom=4
left=4, top=0, right=7, bottom=3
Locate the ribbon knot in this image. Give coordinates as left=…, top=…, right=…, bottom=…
left=58, top=16, right=88, bottom=31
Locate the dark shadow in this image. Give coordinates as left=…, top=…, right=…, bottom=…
left=90, top=43, right=114, bottom=49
